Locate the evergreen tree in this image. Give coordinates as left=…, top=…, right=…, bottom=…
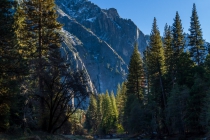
left=126, top=43, right=144, bottom=101
left=186, top=67, right=208, bottom=134
left=148, top=18, right=166, bottom=108
left=116, top=84, right=122, bottom=113
left=123, top=94, right=135, bottom=132
left=163, top=24, right=174, bottom=96
left=203, top=56, right=210, bottom=131
left=163, top=24, right=173, bottom=73
left=14, top=5, right=36, bottom=59
left=147, top=17, right=167, bottom=134
left=123, top=43, right=145, bottom=132
left=110, top=91, right=118, bottom=129
left=176, top=52, right=194, bottom=87
left=128, top=98, right=152, bottom=134
left=101, top=91, right=113, bottom=134
left=15, top=0, right=62, bottom=96
left=116, top=83, right=126, bottom=126
left=204, top=54, right=210, bottom=76
left=143, top=46, right=151, bottom=103
left=0, top=0, right=19, bottom=73
left=128, top=98, right=141, bottom=133
left=172, top=12, right=185, bottom=56
left=188, top=3, right=205, bottom=65
left=124, top=92, right=153, bottom=134
left=15, top=0, right=63, bottom=130
left=96, top=94, right=103, bottom=134
left=166, top=12, right=195, bottom=135
left=0, top=0, right=15, bottom=131
left=86, top=95, right=97, bottom=133
left=0, top=0, right=26, bottom=131
left=171, top=12, right=185, bottom=85
left=166, top=85, right=190, bottom=134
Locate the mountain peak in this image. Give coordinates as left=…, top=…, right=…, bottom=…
left=102, top=8, right=120, bottom=20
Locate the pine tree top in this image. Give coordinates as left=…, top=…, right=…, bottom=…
left=188, top=3, right=205, bottom=65
left=149, top=18, right=164, bottom=59
left=150, top=17, right=161, bottom=36
left=172, top=11, right=184, bottom=54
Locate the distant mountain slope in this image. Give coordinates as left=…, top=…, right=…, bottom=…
left=55, top=0, right=148, bottom=93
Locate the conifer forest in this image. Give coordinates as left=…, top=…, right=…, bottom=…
left=1, top=0, right=210, bottom=139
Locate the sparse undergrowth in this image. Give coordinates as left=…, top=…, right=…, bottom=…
left=0, top=131, right=93, bottom=140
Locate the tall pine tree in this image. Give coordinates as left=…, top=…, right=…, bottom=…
left=16, top=0, right=62, bottom=96
left=116, top=83, right=126, bottom=127
left=163, top=24, right=173, bottom=73
left=171, top=12, right=186, bottom=86
left=15, top=0, right=62, bottom=130
left=147, top=18, right=167, bottom=134
left=110, top=91, right=118, bottom=130
left=101, top=91, right=112, bottom=134
left=188, top=3, right=205, bottom=65
left=0, top=0, right=26, bottom=131
left=86, top=95, right=97, bottom=133
left=163, top=24, right=174, bottom=96
left=172, top=12, right=185, bottom=56
left=126, top=43, right=144, bottom=101
left=148, top=18, right=166, bottom=108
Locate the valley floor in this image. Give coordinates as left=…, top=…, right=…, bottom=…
left=0, top=132, right=92, bottom=140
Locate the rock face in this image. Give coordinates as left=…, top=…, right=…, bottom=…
left=55, top=0, right=147, bottom=93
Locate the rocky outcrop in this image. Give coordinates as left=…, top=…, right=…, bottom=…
left=55, top=0, right=147, bottom=93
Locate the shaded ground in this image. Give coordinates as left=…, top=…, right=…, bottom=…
left=0, top=132, right=92, bottom=140
left=62, top=135, right=93, bottom=140
left=1, top=132, right=209, bottom=140
left=96, top=139, right=120, bottom=140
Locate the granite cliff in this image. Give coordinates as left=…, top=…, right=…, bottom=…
left=55, top=0, right=147, bottom=93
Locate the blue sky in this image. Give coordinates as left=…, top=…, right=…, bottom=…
left=89, top=0, right=210, bottom=42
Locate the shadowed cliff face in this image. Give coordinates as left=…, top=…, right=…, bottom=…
left=55, top=0, right=147, bottom=93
